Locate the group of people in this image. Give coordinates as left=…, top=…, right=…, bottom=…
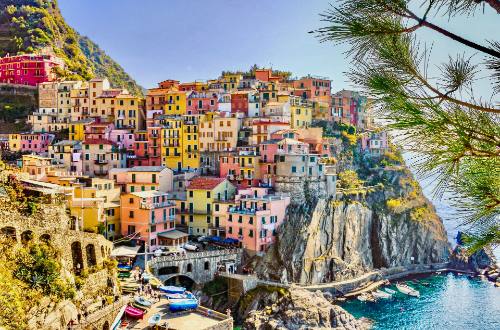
left=134, top=268, right=161, bottom=302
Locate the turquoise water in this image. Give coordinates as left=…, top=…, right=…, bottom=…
left=341, top=273, right=500, bottom=329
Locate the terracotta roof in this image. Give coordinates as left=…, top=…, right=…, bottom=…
left=187, top=177, right=226, bottom=190
left=83, top=139, right=116, bottom=146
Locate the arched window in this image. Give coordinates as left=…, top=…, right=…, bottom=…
left=187, top=263, right=193, bottom=272
left=204, top=261, right=209, bottom=270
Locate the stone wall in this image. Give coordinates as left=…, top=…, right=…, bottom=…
left=150, top=249, right=242, bottom=284
left=0, top=204, right=113, bottom=277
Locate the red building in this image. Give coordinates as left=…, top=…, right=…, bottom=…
left=231, top=91, right=249, bottom=116
left=187, top=91, right=218, bottom=114
left=0, top=53, right=64, bottom=86
left=293, top=76, right=332, bottom=105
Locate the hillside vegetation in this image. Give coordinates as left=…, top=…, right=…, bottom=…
left=0, top=0, right=143, bottom=96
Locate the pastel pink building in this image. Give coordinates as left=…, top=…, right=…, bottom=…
left=120, top=190, right=176, bottom=250
left=186, top=92, right=218, bottom=114
left=109, top=129, right=135, bottom=150
left=19, top=132, right=55, bottom=153
left=361, top=131, right=389, bottom=157
left=84, top=121, right=114, bottom=140
left=0, top=53, right=64, bottom=86
left=226, top=187, right=290, bottom=254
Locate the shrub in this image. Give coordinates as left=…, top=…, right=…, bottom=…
left=337, top=170, right=364, bottom=189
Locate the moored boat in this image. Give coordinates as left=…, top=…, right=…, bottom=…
left=159, top=285, right=185, bottom=294
left=396, top=283, right=420, bottom=297
left=168, top=298, right=198, bottom=312
left=148, top=313, right=162, bottom=326
left=134, top=296, right=152, bottom=307
left=149, top=277, right=162, bottom=288
left=164, top=292, right=195, bottom=300
left=384, top=288, right=397, bottom=295
left=124, top=305, right=144, bottom=319
left=372, top=289, right=392, bottom=299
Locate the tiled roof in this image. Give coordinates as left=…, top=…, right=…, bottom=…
left=83, top=139, right=116, bottom=146
left=187, top=177, right=226, bottom=190
left=129, top=166, right=167, bottom=172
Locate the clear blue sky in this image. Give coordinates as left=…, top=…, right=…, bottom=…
left=59, top=0, right=498, bottom=97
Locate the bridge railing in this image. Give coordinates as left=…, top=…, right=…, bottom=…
left=149, top=248, right=242, bottom=267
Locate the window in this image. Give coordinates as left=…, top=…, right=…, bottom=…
left=189, top=191, right=193, bottom=198
left=129, top=211, right=134, bottom=218
left=249, top=229, right=254, bottom=237
left=206, top=191, right=211, bottom=198
left=261, top=217, right=266, bottom=224
left=150, top=225, right=156, bottom=232
left=238, top=216, right=242, bottom=223
left=152, top=174, right=156, bottom=183
left=204, top=261, right=209, bottom=270
left=132, top=174, right=136, bottom=183
left=187, top=264, right=193, bottom=272
left=291, top=166, right=297, bottom=173
left=238, top=227, right=243, bottom=236
left=129, top=198, right=134, bottom=204
left=228, top=214, right=233, bottom=222
left=228, top=227, right=233, bottom=234
left=127, top=225, right=136, bottom=235
left=249, top=217, right=253, bottom=225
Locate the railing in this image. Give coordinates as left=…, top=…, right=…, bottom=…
left=150, top=248, right=242, bottom=266
left=140, top=201, right=176, bottom=209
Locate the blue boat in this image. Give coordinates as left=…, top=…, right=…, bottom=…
left=134, top=296, right=152, bottom=307
left=164, top=292, right=194, bottom=300
left=148, top=313, right=161, bottom=326
left=159, top=285, right=185, bottom=294
left=117, top=264, right=132, bottom=271
left=168, top=298, right=198, bottom=312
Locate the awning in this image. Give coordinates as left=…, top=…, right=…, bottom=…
left=110, top=245, right=141, bottom=258
left=157, top=229, right=189, bottom=240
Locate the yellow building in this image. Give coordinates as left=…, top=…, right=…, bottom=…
left=220, top=73, right=243, bottom=91
left=71, top=177, right=121, bottom=240
left=8, top=134, right=20, bottom=151
left=199, top=113, right=240, bottom=152
left=159, top=116, right=183, bottom=170
left=164, top=91, right=188, bottom=116
left=69, top=118, right=94, bottom=141
left=181, top=115, right=200, bottom=169
left=290, top=96, right=313, bottom=128
left=185, top=177, right=236, bottom=236
left=115, top=93, right=144, bottom=130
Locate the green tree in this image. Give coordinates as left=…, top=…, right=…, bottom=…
left=315, top=0, right=499, bottom=252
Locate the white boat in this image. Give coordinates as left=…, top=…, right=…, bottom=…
left=357, top=294, right=368, bottom=302
left=384, top=288, right=397, bottom=295
left=372, top=289, right=392, bottom=299
left=396, top=283, right=420, bottom=297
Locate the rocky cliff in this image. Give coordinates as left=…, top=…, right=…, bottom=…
left=257, top=167, right=451, bottom=284
left=242, top=288, right=369, bottom=330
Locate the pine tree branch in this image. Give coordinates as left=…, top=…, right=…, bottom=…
left=409, top=68, right=500, bottom=113
left=402, top=7, right=500, bottom=57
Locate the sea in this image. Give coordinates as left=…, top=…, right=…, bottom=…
left=340, top=153, right=500, bottom=329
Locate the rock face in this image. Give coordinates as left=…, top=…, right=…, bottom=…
left=449, top=245, right=498, bottom=272
left=257, top=169, right=451, bottom=284
left=243, top=288, right=369, bottom=329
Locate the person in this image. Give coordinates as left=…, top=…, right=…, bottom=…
left=102, top=297, right=106, bottom=308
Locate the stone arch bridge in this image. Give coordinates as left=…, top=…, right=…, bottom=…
left=149, top=248, right=242, bottom=284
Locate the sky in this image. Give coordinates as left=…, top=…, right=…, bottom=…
left=59, top=0, right=498, bottom=97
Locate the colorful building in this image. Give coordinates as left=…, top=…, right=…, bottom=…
left=290, top=96, right=312, bottom=128
left=226, top=187, right=290, bottom=254
left=185, top=177, right=236, bottom=236
left=0, top=53, right=64, bottom=86
left=120, top=190, right=176, bottom=249
left=109, top=166, right=173, bottom=194
left=81, top=139, right=126, bottom=177
left=48, top=140, right=83, bottom=173
left=10, top=132, right=55, bottom=154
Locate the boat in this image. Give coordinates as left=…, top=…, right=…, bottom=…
left=384, top=288, right=397, bottom=295
left=372, top=289, right=392, bottom=299
left=117, top=272, right=131, bottom=278
left=148, top=313, right=162, bottom=326
left=132, top=302, right=149, bottom=312
left=110, top=305, right=127, bottom=330
left=159, top=285, right=185, bottom=294
left=124, top=305, right=144, bottom=319
left=357, top=294, right=368, bottom=302
left=396, top=283, right=420, bottom=297
left=134, top=296, right=152, bottom=307
left=168, top=298, right=198, bottom=312
left=117, top=264, right=132, bottom=271
left=164, top=292, right=195, bottom=300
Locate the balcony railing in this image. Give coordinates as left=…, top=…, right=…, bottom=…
left=140, top=201, right=176, bottom=209
left=94, top=159, right=108, bottom=164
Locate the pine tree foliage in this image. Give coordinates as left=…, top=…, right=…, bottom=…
left=314, top=0, right=499, bottom=252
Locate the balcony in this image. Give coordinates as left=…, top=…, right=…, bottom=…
left=140, top=201, right=176, bottom=209
left=94, top=170, right=108, bottom=176
left=94, top=159, right=108, bottom=164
